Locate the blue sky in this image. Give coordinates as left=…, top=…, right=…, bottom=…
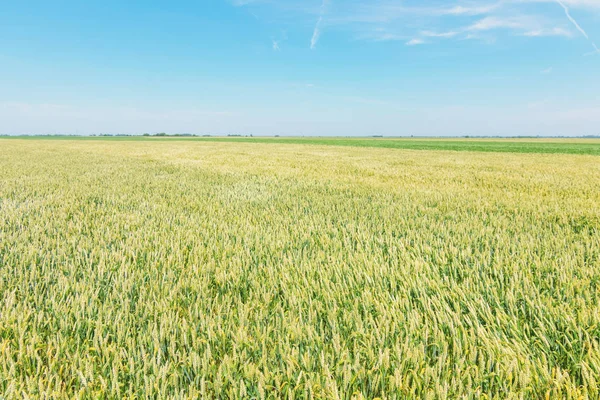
left=0, top=0, right=598, bottom=136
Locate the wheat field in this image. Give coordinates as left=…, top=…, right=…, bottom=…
left=1, top=138, right=599, bottom=399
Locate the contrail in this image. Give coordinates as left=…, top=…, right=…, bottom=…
left=585, top=43, right=600, bottom=56
left=556, top=0, right=588, bottom=38
left=311, top=16, right=323, bottom=50
left=556, top=0, right=598, bottom=54
left=311, top=0, right=329, bottom=50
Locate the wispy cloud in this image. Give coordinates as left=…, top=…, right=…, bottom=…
left=233, top=0, right=599, bottom=52
left=341, top=2, right=579, bottom=45
left=272, top=31, right=287, bottom=51
left=541, top=67, right=553, bottom=73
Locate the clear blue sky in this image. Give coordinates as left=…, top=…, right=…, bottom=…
left=1, top=0, right=599, bottom=136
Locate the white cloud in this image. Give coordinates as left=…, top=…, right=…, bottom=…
left=523, top=27, right=572, bottom=36
left=421, top=30, right=460, bottom=38
left=541, top=67, right=553, bottom=73
left=533, top=0, right=600, bottom=8
left=443, top=4, right=502, bottom=16
left=467, top=16, right=526, bottom=31
left=406, top=38, right=426, bottom=46
left=233, top=0, right=600, bottom=51
left=360, top=30, right=406, bottom=42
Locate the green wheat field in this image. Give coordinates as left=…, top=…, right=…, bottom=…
left=1, top=137, right=599, bottom=399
